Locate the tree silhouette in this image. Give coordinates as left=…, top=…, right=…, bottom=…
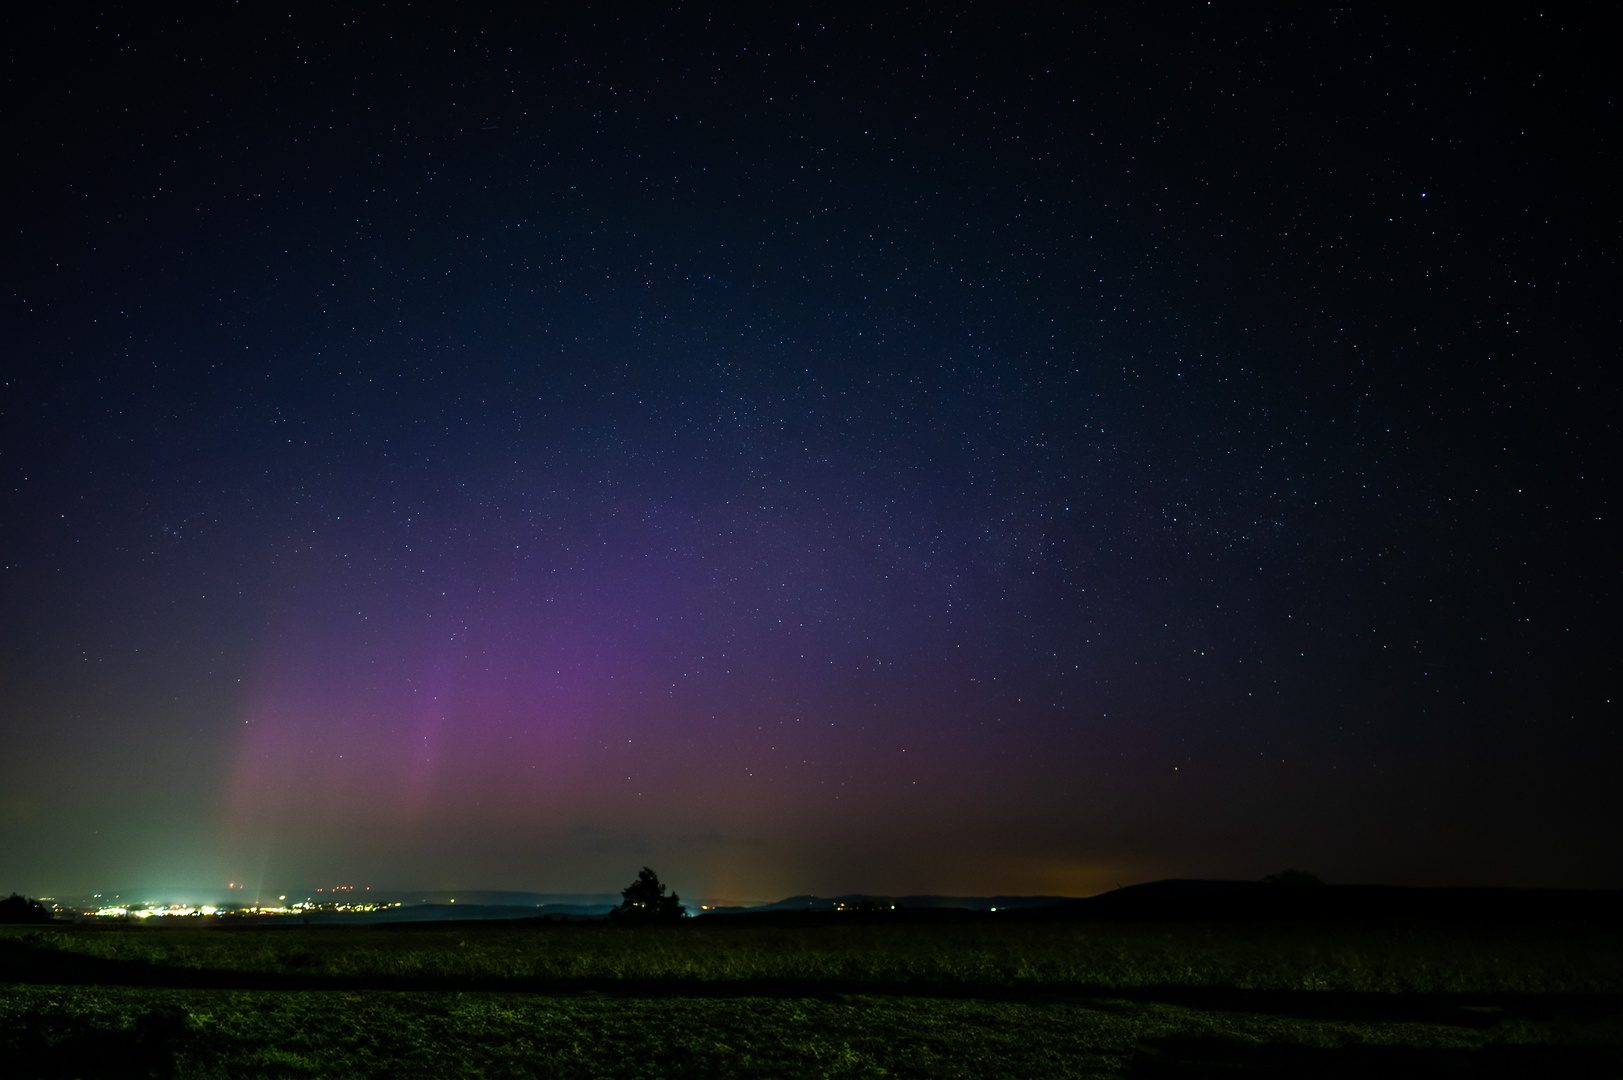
left=613, top=866, right=686, bottom=922
left=0, top=893, right=53, bottom=923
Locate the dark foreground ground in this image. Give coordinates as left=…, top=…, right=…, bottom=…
left=3, top=916, right=1621, bottom=1077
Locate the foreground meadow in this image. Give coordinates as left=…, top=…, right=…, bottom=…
left=3, top=918, right=1620, bottom=1077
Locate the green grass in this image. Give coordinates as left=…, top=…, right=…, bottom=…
left=10, top=919, right=1623, bottom=993
left=3, top=919, right=1621, bottom=1077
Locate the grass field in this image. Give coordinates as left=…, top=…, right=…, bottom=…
left=3, top=917, right=1621, bottom=1077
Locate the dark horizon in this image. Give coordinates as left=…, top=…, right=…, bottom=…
left=23, top=874, right=1623, bottom=934
left=28, top=873, right=1623, bottom=911
left=2, top=7, right=1615, bottom=901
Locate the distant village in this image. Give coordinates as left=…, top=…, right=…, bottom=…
left=39, top=883, right=397, bottom=919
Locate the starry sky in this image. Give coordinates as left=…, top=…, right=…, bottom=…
left=2, top=6, right=1615, bottom=902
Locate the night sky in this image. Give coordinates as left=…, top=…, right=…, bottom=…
left=2, top=6, right=1614, bottom=902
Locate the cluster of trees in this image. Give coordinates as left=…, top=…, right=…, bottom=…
left=0, top=893, right=53, bottom=923
left=612, top=867, right=686, bottom=923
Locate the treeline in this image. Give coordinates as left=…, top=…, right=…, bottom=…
left=0, top=894, right=53, bottom=924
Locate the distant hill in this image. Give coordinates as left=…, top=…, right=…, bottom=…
left=299, top=902, right=617, bottom=923
left=77, top=879, right=1615, bottom=926
left=694, top=880, right=1623, bottom=924
left=739, top=894, right=1070, bottom=913
left=1023, top=879, right=1623, bottom=923
left=368, top=891, right=623, bottom=908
